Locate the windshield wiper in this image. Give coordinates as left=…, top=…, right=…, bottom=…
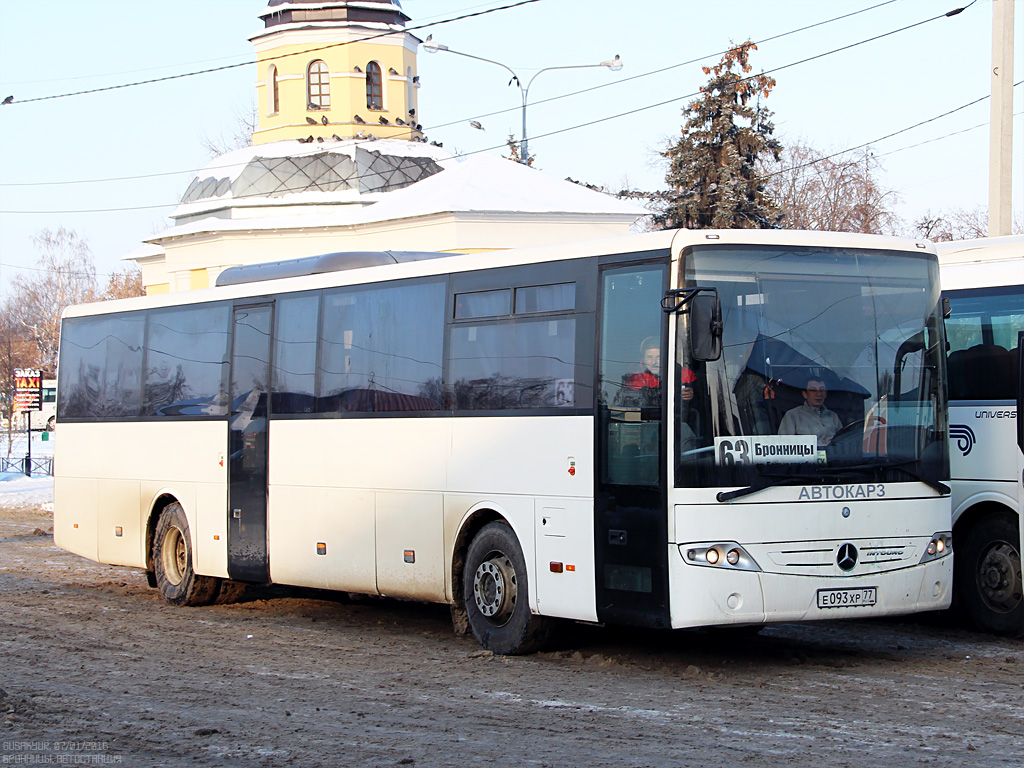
left=820, top=460, right=949, bottom=495
left=883, top=461, right=949, bottom=495
left=717, top=472, right=816, bottom=502
left=717, top=460, right=949, bottom=503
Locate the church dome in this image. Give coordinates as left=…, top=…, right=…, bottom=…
left=173, top=138, right=451, bottom=224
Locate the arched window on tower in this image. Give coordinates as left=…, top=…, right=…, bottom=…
left=267, top=64, right=279, bottom=115
left=307, top=60, right=330, bottom=109
left=366, top=62, right=383, bottom=111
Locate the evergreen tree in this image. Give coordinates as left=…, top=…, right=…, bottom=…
left=659, top=41, right=782, bottom=229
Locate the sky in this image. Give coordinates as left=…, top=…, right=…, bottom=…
left=0, top=0, right=1021, bottom=285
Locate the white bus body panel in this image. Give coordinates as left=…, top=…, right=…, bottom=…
left=265, top=416, right=595, bottom=618
left=54, top=421, right=229, bottom=576
left=949, top=403, right=1020, bottom=524
left=669, top=491, right=952, bottom=628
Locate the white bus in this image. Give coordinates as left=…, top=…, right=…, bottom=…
left=938, top=235, right=1023, bottom=637
left=54, top=229, right=953, bottom=654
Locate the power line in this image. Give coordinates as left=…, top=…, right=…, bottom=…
left=455, top=3, right=978, bottom=164
left=425, top=0, right=903, bottom=133
left=0, top=260, right=138, bottom=279
left=757, top=79, right=1023, bottom=185
left=0, top=0, right=902, bottom=189
left=877, top=108, right=1024, bottom=159
left=0, top=1, right=979, bottom=214
left=2, top=1, right=541, bottom=105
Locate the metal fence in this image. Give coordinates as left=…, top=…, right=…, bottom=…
left=0, top=457, right=54, bottom=476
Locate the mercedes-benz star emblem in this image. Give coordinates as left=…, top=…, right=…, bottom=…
left=837, top=543, right=858, bottom=571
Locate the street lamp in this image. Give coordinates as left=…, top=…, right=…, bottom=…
left=422, top=37, right=622, bottom=164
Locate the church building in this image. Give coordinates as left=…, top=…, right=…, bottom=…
left=130, top=0, right=647, bottom=294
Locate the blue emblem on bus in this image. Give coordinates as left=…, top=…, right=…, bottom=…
left=949, top=424, right=976, bottom=456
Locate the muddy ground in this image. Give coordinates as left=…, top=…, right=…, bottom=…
left=1, top=501, right=1021, bottom=768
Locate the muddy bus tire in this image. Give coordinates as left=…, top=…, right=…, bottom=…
left=464, top=521, right=552, bottom=655
left=212, top=579, right=248, bottom=605
left=957, top=514, right=1023, bottom=637
left=153, top=503, right=219, bottom=607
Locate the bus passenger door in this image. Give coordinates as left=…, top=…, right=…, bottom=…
left=594, top=261, right=670, bottom=629
left=228, top=303, right=272, bottom=583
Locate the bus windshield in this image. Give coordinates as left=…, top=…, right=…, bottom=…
left=675, top=244, right=948, bottom=490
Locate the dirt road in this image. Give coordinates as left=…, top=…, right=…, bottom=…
left=2, top=501, right=1021, bottom=768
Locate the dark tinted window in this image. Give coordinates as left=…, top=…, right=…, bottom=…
left=319, top=279, right=445, bottom=412
left=143, top=304, right=231, bottom=417
left=515, top=283, right=575, bottom=314
left=945, top=286, right=1023, bottom=401
left=58, top=312, right=145, bottom=419
left=597, top=265, right=665, bottom=487
left=454, top=289, right=511, bottom=319
left=272, top=292, right=320, bottom=414
left=449, top=317, right=576, bottom=409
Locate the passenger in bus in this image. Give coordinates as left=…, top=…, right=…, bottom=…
left=615, top=337, right=662, bottom=408
left=778, top=375, right=842, bottom=447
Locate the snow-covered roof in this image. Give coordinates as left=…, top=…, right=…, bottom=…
left=252, top=0, right=410, bottom=40
left=173, top=138, right=453, bottom=220
left=121, top=243, right=165, bottom=263
left=359, top=154, right=648, bottom=219
left=149, top=154, right=648, bottom=242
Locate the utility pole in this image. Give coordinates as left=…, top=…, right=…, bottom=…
left=988, top=0, right=1015, bottom=237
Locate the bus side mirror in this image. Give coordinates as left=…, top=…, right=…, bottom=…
left=691, top=291, right=722, bottom=362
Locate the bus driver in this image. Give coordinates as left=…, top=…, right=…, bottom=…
left=778, top=375, right=842, bottom=448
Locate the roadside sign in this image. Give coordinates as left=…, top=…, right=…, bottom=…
left=14, top=369, right=42, bottom=412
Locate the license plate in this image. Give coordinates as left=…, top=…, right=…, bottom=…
left=816, top=587, right=878, bottom=609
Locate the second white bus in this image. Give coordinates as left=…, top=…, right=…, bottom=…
left=939, top=235, right=1023, bottom=637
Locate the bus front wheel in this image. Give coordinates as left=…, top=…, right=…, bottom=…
left=464, top=521, right=551, bottom=655
left=957, top=514, right=1023, bottom=637
left=153, top=503, right=219, bottom=607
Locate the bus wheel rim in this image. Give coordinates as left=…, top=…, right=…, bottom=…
left=473, top=554, right=517, bottom=625
left=161, top=526, right=187, bottom=587
left=978, top=541, right=1022, bottom=614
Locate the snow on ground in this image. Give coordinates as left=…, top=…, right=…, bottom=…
left=1, top=432, right=55, bottom=509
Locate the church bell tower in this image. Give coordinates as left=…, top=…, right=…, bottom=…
left=250, top=0, right=423, bottom=144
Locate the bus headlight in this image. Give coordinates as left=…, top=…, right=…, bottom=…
left=681, top=542, right=761, bottom=572
left=920, top=532, right=953, bottom=564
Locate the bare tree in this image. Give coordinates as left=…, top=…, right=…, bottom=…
left=200, top=100, right=257, bottom=158
left=0, top=295, right=39, bottom=445
left=9, top=227, right=97, bottom=375
left=100, top=265, right=145, bottom=301
left=912, top=206, right=989, bottom=241
left=764, top=140, right=899, bottom=234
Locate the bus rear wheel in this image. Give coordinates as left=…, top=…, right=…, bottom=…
left=464, top=521, right=551, bottom=655
left=153, top=503, right=219, bottom=607
left=957, top=514, right=1023, bottom=637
